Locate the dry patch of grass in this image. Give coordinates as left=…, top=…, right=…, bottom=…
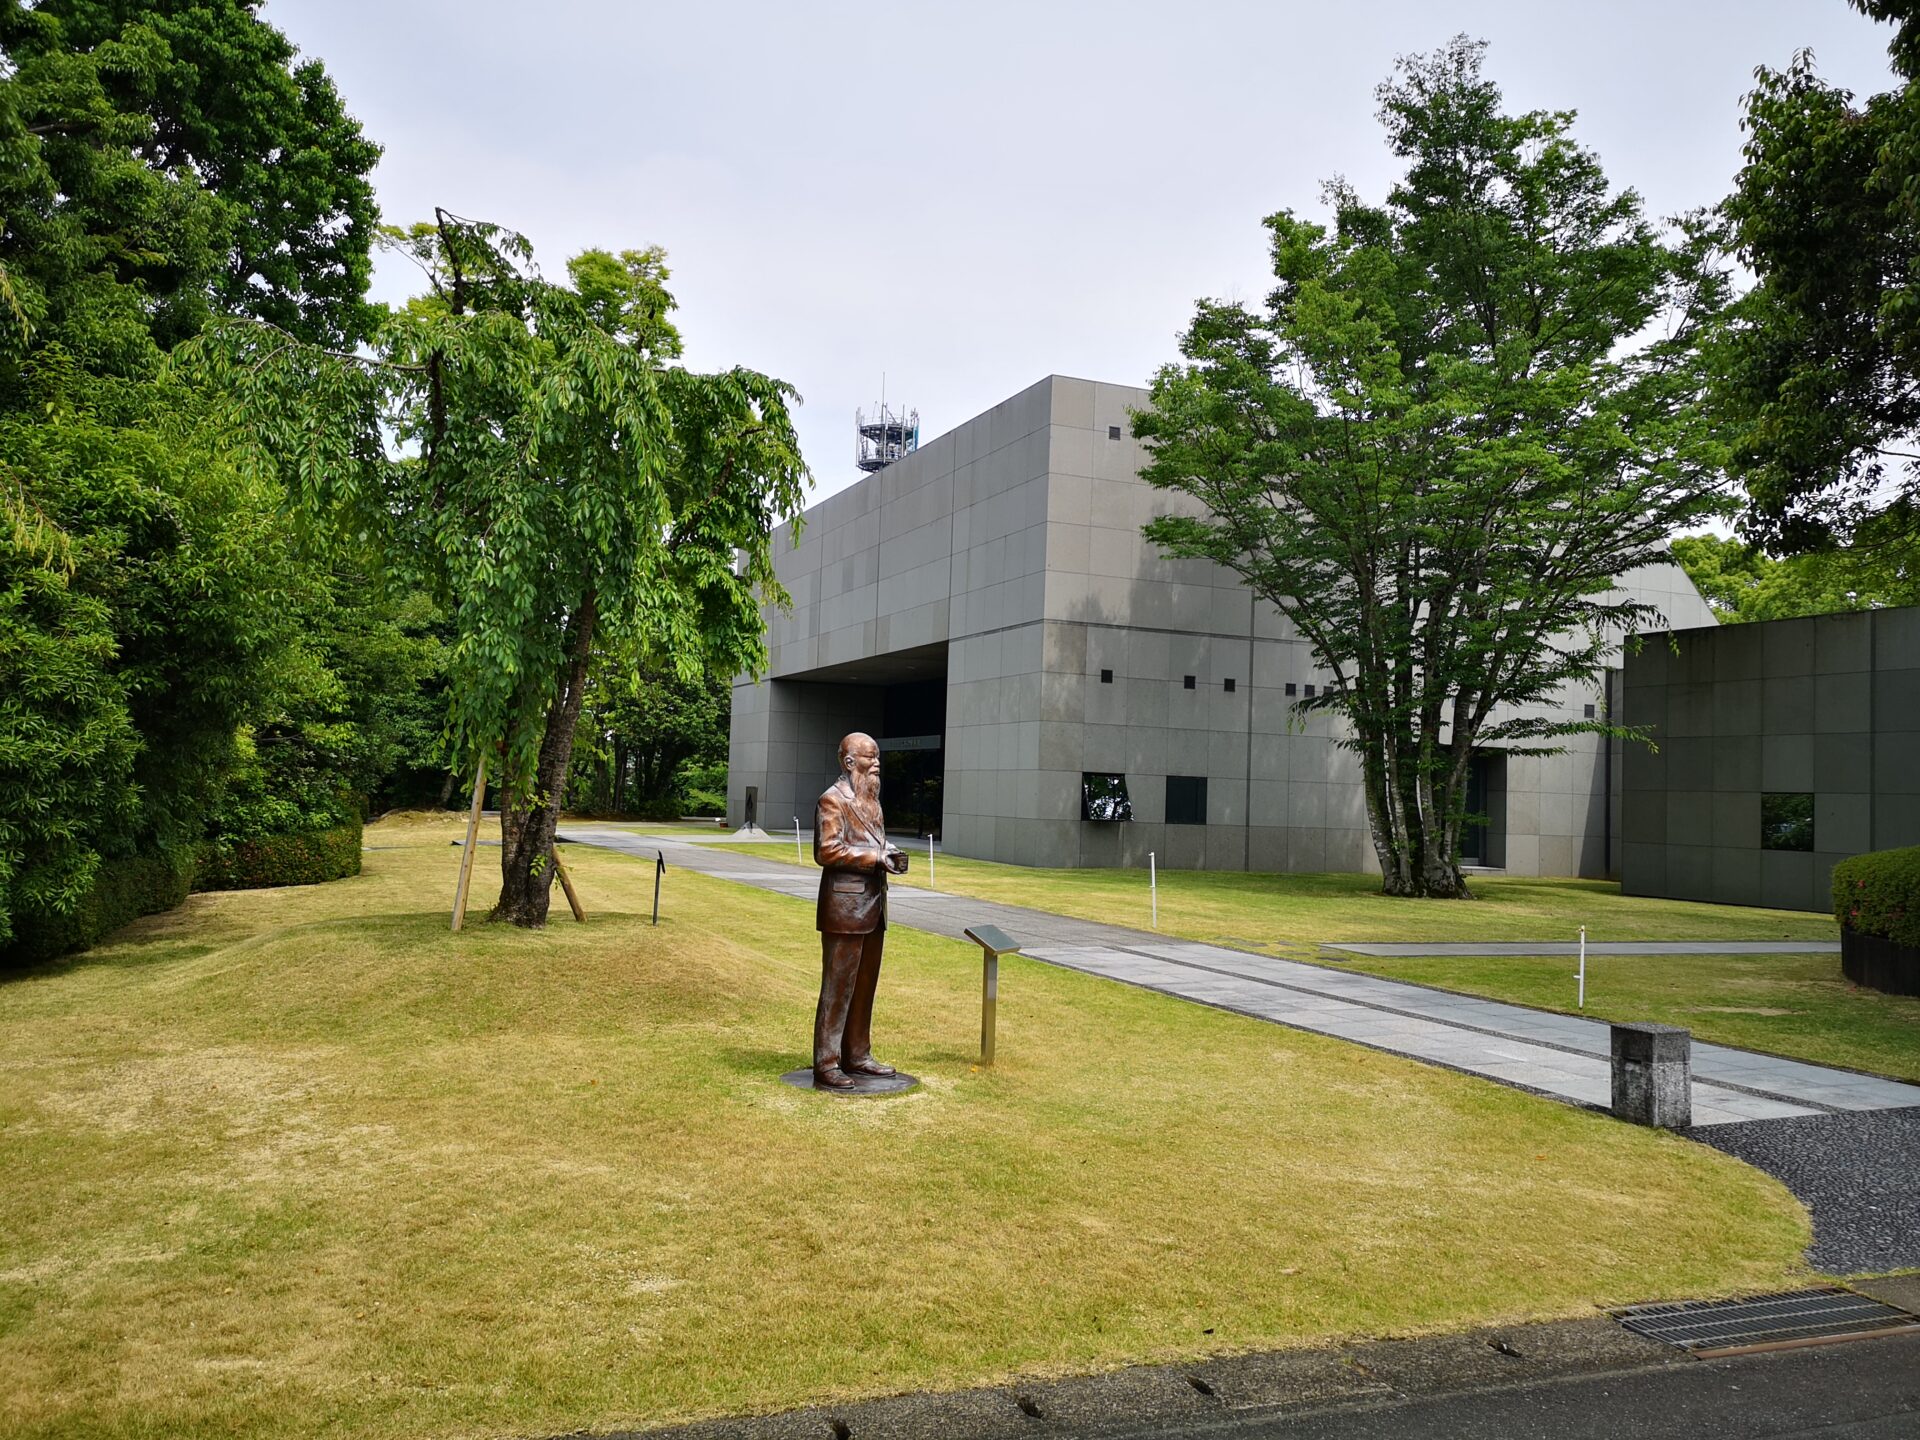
left=0, top=816, right=1809, bottom=1440
left=712, top=842, right=1837, bottom=947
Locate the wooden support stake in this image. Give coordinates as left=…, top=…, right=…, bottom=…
left=451, top=756, right=487, bottom=932
left=553, top=847, right=585, bottom=922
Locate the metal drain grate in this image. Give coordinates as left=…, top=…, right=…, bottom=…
left=1614, top=1287, right=1920, bottom=1358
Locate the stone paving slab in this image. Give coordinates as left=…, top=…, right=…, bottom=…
left=560, top=827, right=1918, bottom=1131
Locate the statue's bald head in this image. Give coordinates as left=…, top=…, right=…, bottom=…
left=839, top=732, right=880, bottom=803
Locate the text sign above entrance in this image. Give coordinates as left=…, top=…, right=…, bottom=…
left=877, top=734, right=941, bottom=752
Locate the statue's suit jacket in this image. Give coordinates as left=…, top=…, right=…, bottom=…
left=814, top=778, right=889, bottom=935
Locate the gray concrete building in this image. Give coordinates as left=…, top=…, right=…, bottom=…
left=1618, top=605, right=1920, bottom=912
left=729, top=375, right=1716, bottom=876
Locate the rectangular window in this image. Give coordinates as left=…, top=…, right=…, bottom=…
left=1108, top=425, right=1122, bottom=439
left=1304, top=683, right=1316, bottom=698
left=1099, top=668, right=1113, bottom=684
left=1285, top=682, right=1297, bottom=696
left=1166, top=775, right=1207, bottom=826
left=1082, top=772, right=1133, bottom=822
left=1183, top=674, right=1196, bottom=690
left=1761, top=793, right=1815, bottom=852
left=1223, top=677, right=1236, bottom=693
left=1583, top=703, right=1596, bottom=719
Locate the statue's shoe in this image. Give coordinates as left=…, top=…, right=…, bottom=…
left=844, top=1056, right=896, bottom=1077
left=813, top=1066, right=857, bottom=1089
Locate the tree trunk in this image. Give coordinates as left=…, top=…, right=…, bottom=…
left=492, top=587, right=598, bottom=926
left=435, top=769, right=457, bottom=809
left=1357, top=721, right=1473, bottom=900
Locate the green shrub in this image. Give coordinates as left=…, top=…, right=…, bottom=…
left=195, top=816, right=364, bottom=892
left=1832, top=846, right=1920, bottom=949
left=2, top=846, right=197, bottom=965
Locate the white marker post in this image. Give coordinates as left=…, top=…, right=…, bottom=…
left=1577, top=925, right=1588, bottom=1009
left=927, top=833, right=935, bottom=889
left=794, top=817, right=803, bottom=866
left=1149, top=850, right=1158, bottom=930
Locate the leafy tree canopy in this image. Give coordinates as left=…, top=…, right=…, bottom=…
left=1671, top=530, right=1920, bottom=620
left=0, top=1, right=383, bottom=959
left=0, top=0, right=379, bottom=396
left=0, top=358, right=293, bottom=949
left=1714, top=0, right=1920, bottom=553
left=186, top=214, right=809, bottom=925
left=1136, top=37, right=1726, bottom=898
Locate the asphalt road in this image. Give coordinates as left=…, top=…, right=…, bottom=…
left=1101, top=1332, right=1920, bottom=1440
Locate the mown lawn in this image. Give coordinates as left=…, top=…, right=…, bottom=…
left=0, top=816, right=1809, bottom=1440
left=1311, top=949, right=1920, bottom=1083
left=710, top=842, right=1838, bottom=946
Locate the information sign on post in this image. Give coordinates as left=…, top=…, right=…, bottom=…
left=963, top=924, right=1021, bottom=1066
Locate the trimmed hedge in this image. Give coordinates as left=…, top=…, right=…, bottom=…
left=3, top=846, right=197, bottom=965
left=1832, top=845, right=1920, bottom=949
left=195, top=816, right=364, bottom=892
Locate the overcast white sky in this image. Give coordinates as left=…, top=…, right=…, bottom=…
left=271, top=1, right=1900, bottom=507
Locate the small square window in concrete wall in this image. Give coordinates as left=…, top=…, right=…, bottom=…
left=1100, top=668, right=1113, bottom=684
left=1108, top=425, right=1122, bottom=439
left=1305, top=684, right=1316, bottom=698
left=1083, top=772, right=1133, bottom=822
left=1166, top=775, right=1207, bottom=825
left=1285, top=683, right=1297, bottom=696
left=1584, top=704, right=1596, bottom=718
left=1224, top=678, right=1236, bottom=693
left=1761, top=792, right=1815, bottom=851
left=1183, top=675, right=1196, bottom=690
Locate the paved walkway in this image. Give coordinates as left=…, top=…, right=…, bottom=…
left=561, top=827, right=1920, bottom=1129
left=1326, top=941, right=1840, bottom=957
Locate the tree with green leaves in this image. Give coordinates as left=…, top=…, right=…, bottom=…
left=0, top=0, right=381, bottom=368
left=567, top=661, right=729, bottom=818
left=0, top=0, right=382, bottom=959
left=0, top=360, right=293, bottom=955
left=1671, top=531, right=1920, bottom=620
left=1714, top=0, right=1920, bottom=556
left=1135, top=38, right=1726, bottom=899
left=188, top=214, right=808, bottom=925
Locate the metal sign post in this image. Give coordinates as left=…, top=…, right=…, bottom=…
left=964, top=924, right=1021, bottom=1067
left=652, top=850, right=664, bottom=925
left=927, top=833, right=935, bottom=889
left=1577, top=925, right=1588, bottom=1009
left=794, top=817, right=803, bottom=865
left=1149, top=851, right=1158, bottom=930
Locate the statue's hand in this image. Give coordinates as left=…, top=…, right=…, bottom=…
left=883, top=847, right=908, bottom=875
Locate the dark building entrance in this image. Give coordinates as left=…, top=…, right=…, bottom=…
left=1460, top=752, right=1507, bottom=867
left=880, top=677, right=945, bottom=838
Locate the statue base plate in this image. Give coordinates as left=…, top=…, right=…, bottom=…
left=780, top=1066, right=919, bottom=1097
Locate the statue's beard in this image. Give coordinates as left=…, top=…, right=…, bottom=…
left=851, top=767, right=881, bottom=806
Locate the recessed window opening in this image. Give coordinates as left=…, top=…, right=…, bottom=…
left=1099, top=668, right=1113, bottom=684
left=1183, top=675, right=1196, bottom=690
left=1223, top=678, right=1236, bottom=693
left=1107, top=425, right=1122, bottom=439
left=1761, top=793, right=1814, bottom=852
left=1583, top=703, right=1596, bottom=719
left=1166, top=775, right=1208, bottom=826
left=1304, top=684, right=1316, bottom=698
left=1284, top=682, right=1297, bottom=696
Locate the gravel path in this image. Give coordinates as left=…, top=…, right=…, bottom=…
left=1683, top=1107, right=1920, bottom=1273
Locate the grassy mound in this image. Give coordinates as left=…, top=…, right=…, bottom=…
left=0, top=816, right=1808, bottom=1440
